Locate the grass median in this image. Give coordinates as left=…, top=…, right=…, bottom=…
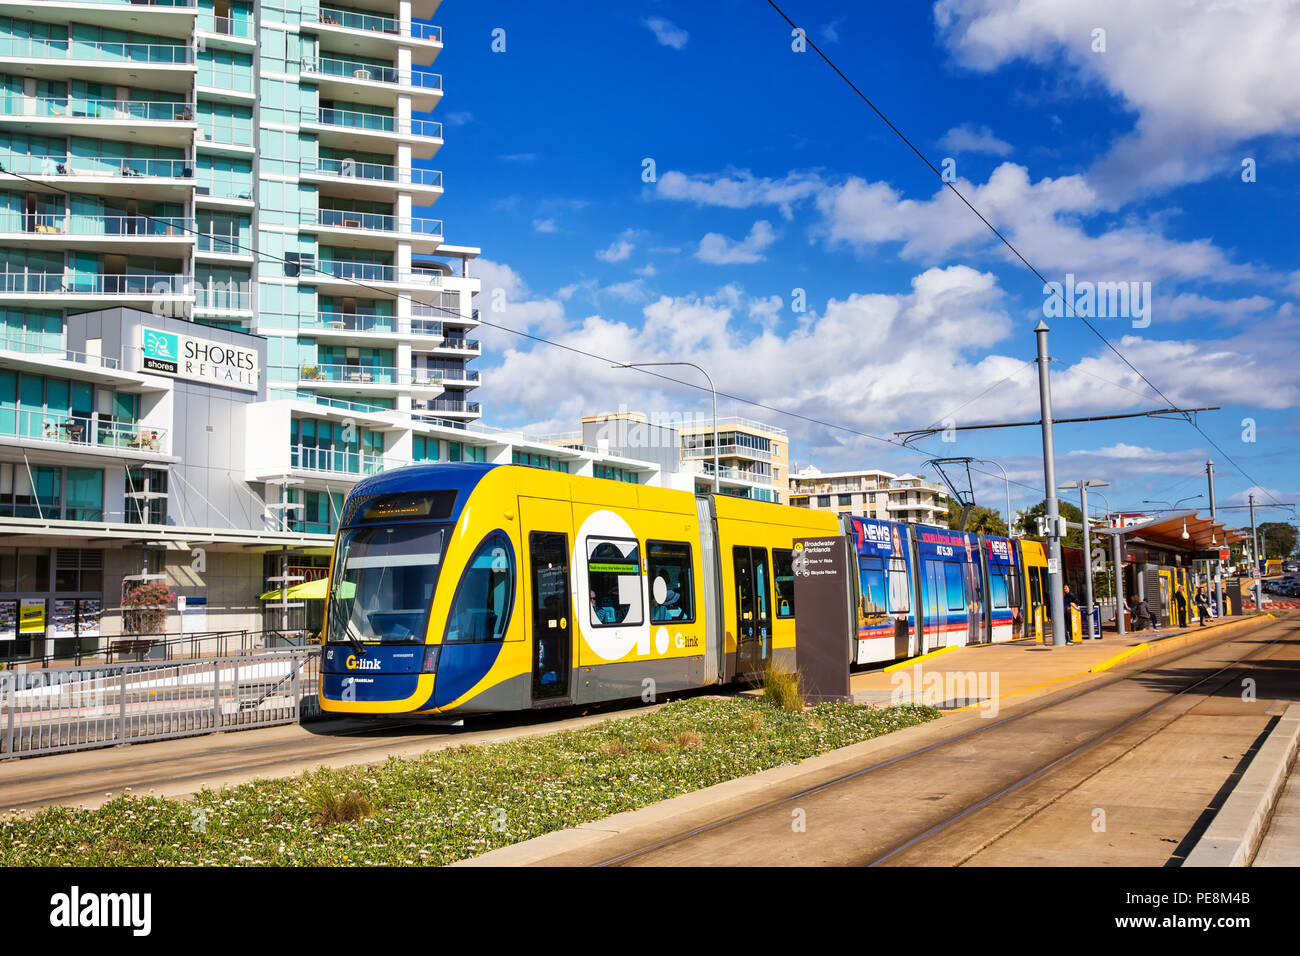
left=0, top=696, right=939, bottom=866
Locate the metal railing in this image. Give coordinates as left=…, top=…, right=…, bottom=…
left=426, top=368, right=480, bottom=383
left=298, top=363, right=444, bottom=387
left=0, top=333, right=122, bottom=369
left=308, top=259, right=441, bottom=286
left=290, top=443, right=395, bottom=476
left=2, top=97, right=196, bottom=122
left=0, top=648, right=322, bottom=758
left=682, top=442, right=773, bottom=462
left=305, top=156, right=442, bottom=188
left=0, top=213, right=193, bottom=237
left=6, top=154, right=193, bottom=178
left=303, top=55, right=442, bottom=90
left=304, top=311, right=398, bottom=334
left=425, top=398, right=481, bottom=413
left=0, top=38, right=195, bottom=63
left=312, top=6, right=442, bottom=43
left=305, top=208, right=442, bottom=236
left=305, top=107, right=442, bottom=140
left=437, top=337, right=480, bottom=352
left=194, top=286, right=253, bottom=310
left=0, top=272, right=189, bottom=295
left=0, top=408, right=166, bottom=452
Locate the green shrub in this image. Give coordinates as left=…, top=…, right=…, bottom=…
left=763, top=665, right=805, bottom=714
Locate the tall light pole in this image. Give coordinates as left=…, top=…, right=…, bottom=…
left=1060, top=480, right=1109, bottom=640
left=1207, top=461, right=1223, bottom=618
left=1035, top=321, right=1066, bottom=646
left=1091, top=489, right=1120, bottom=620
left=1249, top=493, right=1262, bottom=608
left=612, top=360, right=718, bottom=492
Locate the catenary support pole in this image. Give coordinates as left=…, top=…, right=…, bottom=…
left=1035, top=321, right=1066, bottom=646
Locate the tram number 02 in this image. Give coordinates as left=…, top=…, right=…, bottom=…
left=936, top=545, right=955, bottom=557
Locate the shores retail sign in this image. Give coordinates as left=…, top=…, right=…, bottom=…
left=140, top=327, right=259, bottom=392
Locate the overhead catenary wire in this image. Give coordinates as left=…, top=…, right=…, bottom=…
left=763, top=0, right=1284, bottom=507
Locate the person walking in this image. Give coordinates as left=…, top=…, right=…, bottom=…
left=1062, top=583, right=1080, bottom=643
left=1194, top=586, right=1211, bottom=628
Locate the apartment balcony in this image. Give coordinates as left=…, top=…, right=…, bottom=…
left=301, top=108, right=442, bottom=160
left=5, top=153, right=196, bottom=200
left=0, top=2, right=197, bottom=41
left=193, top=284, right=253, bottom=316
left=419, top=397, right=480, bottom=416
left=425, top=335, right=479, bottom=357
left=0, top=408, right=171, bottom=461
left=424, top=367, right=480, bottom=387
left=299, top=311, right=442, bottom=346
left=305, top=6, right=443, bottom=64
left=0, top=214, right=194, bottom=256
left=300, top=209, right=443, bottom=252
left=681, top=442, right=773, bottom=463
left=298, top=258, right=442, bottom=294
left=0, top=38, right=196, bottom=92
left=288, top=443, right=402, bottom=479
left=196, top=13, right=256, bottom=50
left=301, top=56, right=442, bottom=111
left=0, top=96, right=196, bottom=146
left=298, top=364, right=445, bottom=397
left=684, top=459, right=773, bottom=486
left=301, top=157, right=443, bottom=203
left=0, top=333, right=164, bottom=389
left=0, top=271, right=190, bottom=308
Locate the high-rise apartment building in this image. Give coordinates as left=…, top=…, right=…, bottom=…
left=788, top=466, right=947, bottom=524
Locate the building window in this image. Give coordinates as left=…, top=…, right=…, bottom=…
left=447, top=442, right=486, bottom=463
left=838, top=494, right=852, bottom=506
left=817, top=495, right=830, bottom=508
left=595, top=464, right=639, bottom=483
left=512, top=451, right=569, bottom=473
left=125, top=467, right=166, bottom=525
left=54, top=549, right=103, bottom=593
left=413, top=435, right=438, bottom=462
left=0, top=463, right=103, bottom=521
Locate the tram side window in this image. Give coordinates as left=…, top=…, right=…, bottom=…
left=444, top=532, right=514, bottom=643
left=859, top=555, right=887, bottom=615
left=773, top=548, right=795, bottom=618
left=990, top=567, right=1010, bottom=609
left=587, top=536, right=643, bottom=627
left=887, top=556, right=910, bottom=613
left=648, top=541, right=694, bottom=623
left=944, top=561, right=965, bottom=611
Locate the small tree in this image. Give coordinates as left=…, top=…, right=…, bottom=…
left=121, top=580, right=175, bottom=635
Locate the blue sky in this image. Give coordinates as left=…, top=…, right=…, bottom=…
left=418, top=0, right=1299, bottom=528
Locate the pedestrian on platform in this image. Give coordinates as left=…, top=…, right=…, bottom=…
left=1062, top=583, right=1080, bottom=643
left=1129, top=593, right=1154, bottom=631
left=1194, top=587, right=1211, bottom=627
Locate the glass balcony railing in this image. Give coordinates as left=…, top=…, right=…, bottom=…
left=5, top=154, right=193, bottom=178
left=425, top=398, right=480, bottom=413
left=304, top=157, right=442, bottom=188
left=304, top=208, right=442, bottom=236
left=0, top=272, right=189, bottom=295
left=298, top=364, right=447, bottom=387
left=194, top=285, right=252, bottom=310
left=308, top=259, right=441, bottom=286
left=312, top=7, right=442, bottom=43
left=0, top=214, right=193, bottom=238
left=198, top=15, right=256, bottom=38
left=303, top=312, right=398, bottom=334
left=1, top=408, right=166, bottom=454
left=305, top=108, right=441, bottom=140
left=0, top=332, right=122, bottom=369
left=438, top=337, right=480, bottom=353
left=302, top=56, right=442, bottom=90
left=0, top=38, right=195, bottom=63
left=2, top=97, right=195, bottom=122
left=290, top=443, right=391, bottom=477
left=426, top=368, right=480, bottom=383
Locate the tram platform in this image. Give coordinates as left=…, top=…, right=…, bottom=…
left=849, top=613, right=1273, bottom=712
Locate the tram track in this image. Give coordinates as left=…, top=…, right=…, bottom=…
left=585, top=614, right=1298, bottom=867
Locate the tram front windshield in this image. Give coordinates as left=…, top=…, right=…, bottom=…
left=326, top=524, right=445, bottom=644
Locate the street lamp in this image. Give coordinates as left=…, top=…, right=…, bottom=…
left=972, top=458, right=1014, bottom=537
left=1142, top=494, right=1204, bottom=512
left=612, top=360, right=719, bottom=493
left=1059, top=479, right=1109, bottom=640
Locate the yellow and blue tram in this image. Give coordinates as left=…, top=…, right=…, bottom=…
left=320, top=464, right=1038, bottom=718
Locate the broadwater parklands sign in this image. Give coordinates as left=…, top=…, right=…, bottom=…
left=140, top=327, right=259, bottom=392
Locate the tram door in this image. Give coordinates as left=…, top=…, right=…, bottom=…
left=733, top=547, right=771, bottom=677
left=922, top=559, right=946, bottom=652
left=528, top=531, right=572, bottom=702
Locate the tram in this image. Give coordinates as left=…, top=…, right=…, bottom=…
left=319, top=463, right=1042, bottom=718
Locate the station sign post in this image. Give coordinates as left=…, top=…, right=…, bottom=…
left=792, top=536, right=853, bottom=703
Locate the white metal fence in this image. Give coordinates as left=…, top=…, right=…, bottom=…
left=0, top=649, right=322, bottom=758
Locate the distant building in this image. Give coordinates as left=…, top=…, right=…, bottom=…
left=788, top=466, right=946, bottom=524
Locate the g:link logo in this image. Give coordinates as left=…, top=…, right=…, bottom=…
left=345, top=654, right=380, bottom=671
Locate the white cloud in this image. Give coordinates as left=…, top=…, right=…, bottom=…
left=696, top=220, right=777, bottom=264
left=656, top=168, right=824, bottom=219
left=938, top=123, right=1013, bottom=156
left=498, top=153, right=538, bottom=163
left=642, top=17, right=688, bottom=50
left=819, top=19, right=844, bottom=44
left=933, top=0, right=1300, bottom=198
left=532, top=217, right=558, bottom=234
left=442, top=111, right=473, bottom=127
left=635, top=263, right=657, bottom=277
left=1163, top=292, right=1274, bottom=325
left=596, top=238, right=634, bottom=263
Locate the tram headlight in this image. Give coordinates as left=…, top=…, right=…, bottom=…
left=421, top=645, right=441, bottom=673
